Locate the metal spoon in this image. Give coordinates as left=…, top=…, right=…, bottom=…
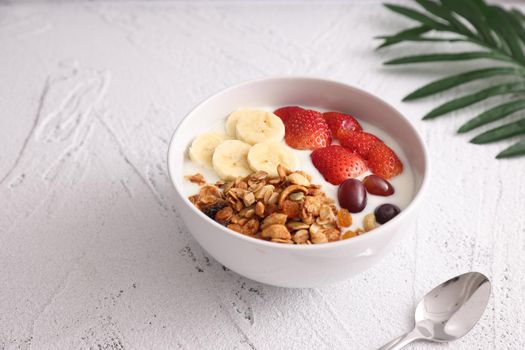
left=378, top=272, right=491, bottom=350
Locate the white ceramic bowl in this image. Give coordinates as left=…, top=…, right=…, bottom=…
left=168, top=77, right=429, bottom=288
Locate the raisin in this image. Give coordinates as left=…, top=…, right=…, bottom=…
left=201, top=200, right=228, bottom=220
left=337, top=208, right=353, bottom=227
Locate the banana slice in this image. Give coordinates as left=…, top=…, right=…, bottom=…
left=247, top=141, right=297, bottom=177
left=189, top=132, right=229, bottom=168
left=225, top=109, right=246, bottom=137
left=212, top=140, right=252, bottom=180
left=235, top=109, right=285, bottom=145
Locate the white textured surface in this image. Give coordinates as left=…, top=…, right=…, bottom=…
left=1, top=1, right=525, bottom=349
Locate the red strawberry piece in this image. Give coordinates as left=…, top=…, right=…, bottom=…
left=285, top=109, right=332, bottom=150
left=274, top=106, right=304, bottom=124
left=323, top=111, right=362, bottom=136
left=311, top=145, right=367, bottom=185
left=338, top=130, right=382, bottom=159
left=367, top=143, right=403, bottom=179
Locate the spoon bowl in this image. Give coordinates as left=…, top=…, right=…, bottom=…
left=414, top=272, right=491, bottom=342
left=379, top=272, right=491, bottom=349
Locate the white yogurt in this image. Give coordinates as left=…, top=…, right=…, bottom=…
left=182, top=107, right=416, bottom=232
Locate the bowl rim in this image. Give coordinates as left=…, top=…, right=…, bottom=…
left=167, top=76, right=430, bottom=251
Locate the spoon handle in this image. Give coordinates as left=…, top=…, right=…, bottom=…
left=377, top=329, right=422, bottom=350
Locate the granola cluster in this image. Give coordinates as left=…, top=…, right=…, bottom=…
left=188, top=165, right=357, bottom=244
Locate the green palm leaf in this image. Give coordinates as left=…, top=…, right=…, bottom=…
left=511, top=9, right=525, bottom=23
left=486, top=6, right=525, bottom=63
left=471, top=118, right=525, bottom=144
left=497, top=140, right=525, bottom=158
left=440, top=0, right=499, bottom=47
left=384, top=4, right=450, bottom=30
left=415, top=0, right=473, bottom=36
left=403, top=67, right=523, bottom=101
left=378, top=37, right=464, bottom=49
left=458, top=100, right=525, bottom=133
left=423, top=83, right=525, bottom=120
left=508, top=10, right=525, bottom=44
left=376, top=26, right=432, bottom=49
left=384, top=51, right=512, bottom=65
left=379, top=0, right=525, bottom=159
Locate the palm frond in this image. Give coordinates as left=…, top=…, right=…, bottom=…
left=403, top=67, right=524, bottom=101
left=383, top=3, right=450, bottom=30
left=379, top=0, right=525, bottom=159
left=497, top=139, right=525, bottom=158
left=415, top=0, right=473, bottom=37
left=376, top=26, right=432, bottom=49
left=423, top=83, right=525, bottom=120
left=441, top=0, right=498, bottom=46
left=458, top=99, right=525, bottom=133
left=384, top=51, right=514, bottom=65
left=471, top=118, right=525, bottom=144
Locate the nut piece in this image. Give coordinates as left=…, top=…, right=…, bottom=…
left=317, top=204, right=336, bottom=225
left=242, top=218, right=260, bottom=236
left=231, top=201, right=242, bottom=212
left=268, top=177, right=282, bottom=185
left=310, top=229, right=328, bottom=244
left=237, top=217, right=248, bottom=226
left=243, top=192, right=256, bottom=207
left=304, top=196, right=323, bottom=216
left=279, top=185, right=308, bottom=207
left=239, top=207, right=255, bottom=218
left=363, top=213, right=378, bottom=232
left=289, top=192, right=305, bottom=201
left=309, top=223, right=321, bottom=235
left=292, top=229, right=309, bottom=244
left=281, top=200, right=301, bottom=219
left=300, top=208, right=314, bottom=225
left=270, top=238, right=293, bottom=244
left=199, top=185, right=222, bottom=204
left=261, top=213, right=287, bottom=229
left=267, top=192, right=279, bottom=205
left=251, top=170, right=268, bottom=181
left=228, top=187, right=244, bottom=200
left=287, top=173, right=310, bottom=187
left=215, top=206, right=233, bottom=223
left=228, top=223, right=243, bottom=233
left=255, top=201, right=265, bottom=217
left=264, top=203, right=279, bottom=215
left=222, top=180, right=235, bottom=193
left=186, top=173, right=207, bottom=186
left=261, top=224, right=291, bottom=240
left=255, top=185, right=274, bottom=200
left=188, top=194, right=199, bottom=205
left=277, top=164, right=292, bottom=178
left=249, top=181, right=264, bottom=193
left=271, top=238, right=294, bottom=244
left=287, top=221, right=310, bottom=231
left=322, top=227, right=340, bottom=242
left=296, top=170, right=312, bottom=182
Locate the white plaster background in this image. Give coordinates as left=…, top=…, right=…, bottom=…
left=1, top=1, right=524, bottom=349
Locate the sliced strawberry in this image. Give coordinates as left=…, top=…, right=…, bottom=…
left=311, top=145, right=367, bottom=185
left=367, top=143, right=403, bottom=179
left=338, top=130, right=382, bottom=159
left=285, top=109, right=332, bottom=150
left=323, top=111, right=362, bottom=136
left=274, top=106, right=303, bottom=124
